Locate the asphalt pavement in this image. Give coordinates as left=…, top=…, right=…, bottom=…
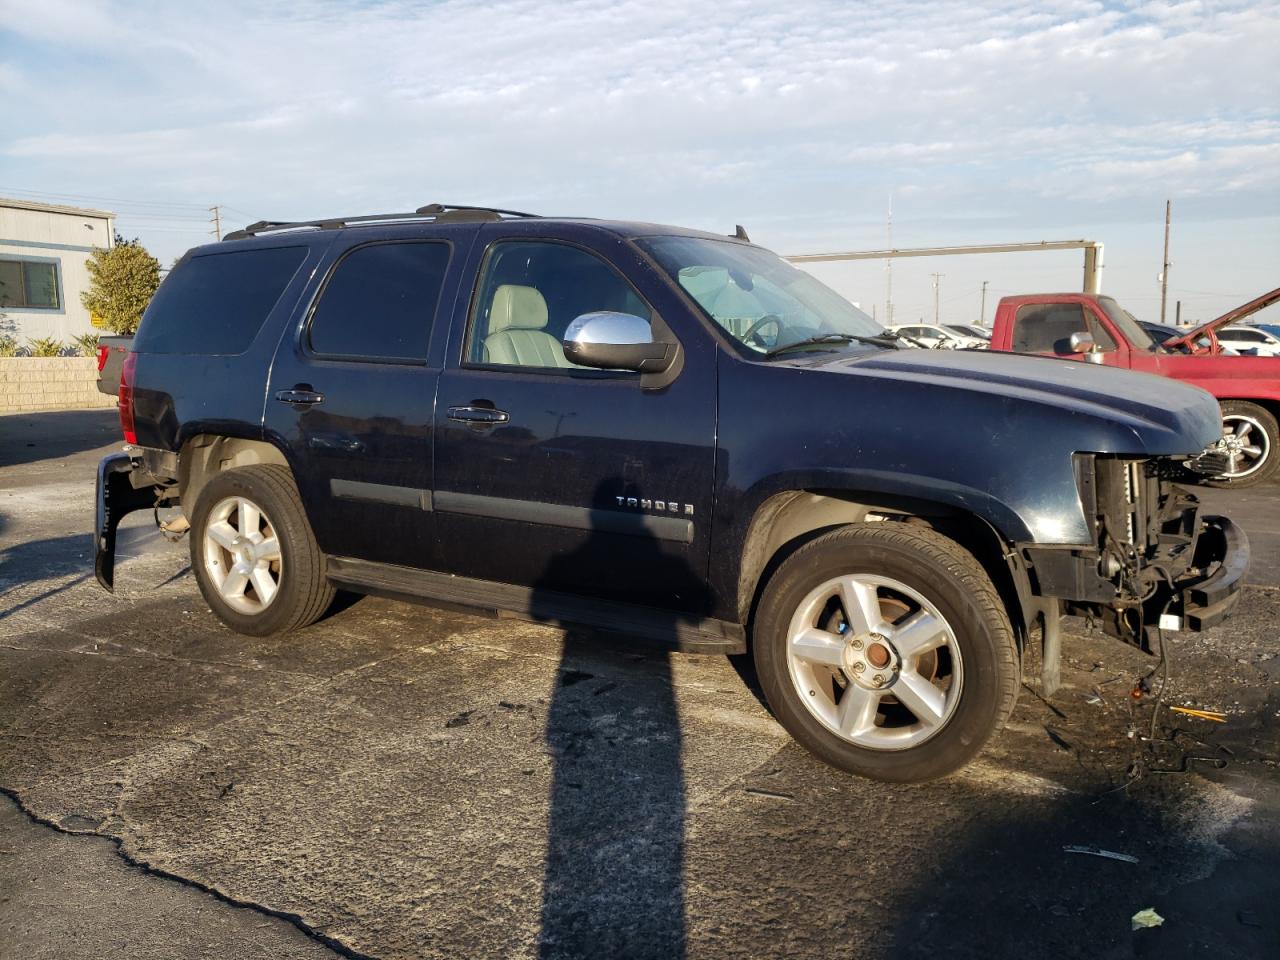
left=1, top=409, right=1276, bottom=960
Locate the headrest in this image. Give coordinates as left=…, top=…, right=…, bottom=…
left=489, top=284, right=549, bottom=333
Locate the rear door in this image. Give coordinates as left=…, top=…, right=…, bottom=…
left=265, top=228, right=475, bottom=569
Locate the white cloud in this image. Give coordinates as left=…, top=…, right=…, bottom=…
left=0, top=0, right=1275, bottom=321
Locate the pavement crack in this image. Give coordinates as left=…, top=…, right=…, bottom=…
left=0, top=785, right=375, bottom=960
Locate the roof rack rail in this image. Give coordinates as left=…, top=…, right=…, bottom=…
left=223, top=203, right=539, bottom=241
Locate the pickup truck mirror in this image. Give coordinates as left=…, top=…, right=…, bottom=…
left=1068, top=331, right=1107, bottom=363
left=1068, top=331, right=1097, bottom=353
left=562, top=312, right=674, bottom=373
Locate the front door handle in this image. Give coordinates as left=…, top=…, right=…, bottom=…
left=275, top=387, right=325, bottom=405
left=447, top=405, right=510, bottom=424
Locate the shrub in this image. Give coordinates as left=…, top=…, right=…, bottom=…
left=0, top=335, right=16, bottom=357
left=80, top=235, right=161, bottom=335
left=28, top=337, right=65, bottom=357
left=71, top=332, right=101, bottom=357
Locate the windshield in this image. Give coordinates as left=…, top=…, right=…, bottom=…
left=638, top=236, right=881, bottom=353
left=1098, top=297, right=1159, bottom=352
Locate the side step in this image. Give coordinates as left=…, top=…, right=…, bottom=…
left=325, top=556, right=747, bottom=656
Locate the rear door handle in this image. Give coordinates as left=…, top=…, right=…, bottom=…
left=447, top=405, right=510, bottom=424
left=275, top=387, right=325, bottom=405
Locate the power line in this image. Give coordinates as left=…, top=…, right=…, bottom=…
left=0, top=185, right=210, bottom=211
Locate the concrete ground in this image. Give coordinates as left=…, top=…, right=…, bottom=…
left=1, top=408, right=1276, bottom=960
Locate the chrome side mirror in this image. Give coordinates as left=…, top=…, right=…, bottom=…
left=1068, top=331, right=1096, bottom=354
left=562, top=312, right=674, bottom=372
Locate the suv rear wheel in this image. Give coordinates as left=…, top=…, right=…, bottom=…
left=753, top=523, right=1018, bottom=782
left=190, top=465, right=334, bottom=636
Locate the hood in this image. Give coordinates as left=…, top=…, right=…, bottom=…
left=1173, top=286, right=1280, bottom=346
left=795, top=346, right=1222, bottom=453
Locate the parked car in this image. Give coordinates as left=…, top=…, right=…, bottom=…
left=991, top=288, right=1280, bottom=486
left=886, top=323, right=986, bottom=349
left=1216, top=325, right=1280, bottom=357
left=944, top=323, right=991, bottom=342
left=96, top=204, right=1247, bottom=782
left=95, top=335, right=133, bottom=396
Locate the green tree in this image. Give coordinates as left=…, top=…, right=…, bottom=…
left=80, top=235, right=161, bottom=335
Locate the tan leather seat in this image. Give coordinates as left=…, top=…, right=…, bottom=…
left=482, top=284, right=572, bottom=368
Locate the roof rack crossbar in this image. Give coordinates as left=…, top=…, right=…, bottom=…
left=223, top=203, right=539, bottom=241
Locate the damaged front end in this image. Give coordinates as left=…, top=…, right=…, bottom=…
left=1022, top=454, right=1249, bottom=654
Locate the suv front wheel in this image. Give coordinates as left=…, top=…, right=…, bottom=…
left=753, top=523, right=1018, bottom=782
left=190, top=465, right=334, bottom=636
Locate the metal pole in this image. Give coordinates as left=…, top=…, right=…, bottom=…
left=210, top=205, right=222, bottom=241
left=980, top=280, right=988, bottom=325
left=931, top=273, right=944, bottom=323
left=884, top=196, right=893, bottom=324
left=1175, top=300, right=1181, bottom=326
left=1160, top=200, right=1171, bottom=323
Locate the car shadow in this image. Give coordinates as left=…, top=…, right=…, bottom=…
left=529, top=480, right=712, bottom=959
left=0, top=408, right=120, bottom=469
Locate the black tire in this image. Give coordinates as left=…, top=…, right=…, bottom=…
left=752, top=523, right=1018, bottom=782
left=1203, top=401, right=1278, bottom=488
left=189, top=465, right=334, bottom=637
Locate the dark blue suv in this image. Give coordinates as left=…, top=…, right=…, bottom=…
left=96, top=204, right=1248, bottom=781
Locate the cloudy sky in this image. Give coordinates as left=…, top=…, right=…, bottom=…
left=2, top=0, right=1277, bottom=324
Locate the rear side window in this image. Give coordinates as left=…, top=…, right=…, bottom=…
left=1012, top=303, right=1116, bottom=355
left=134, top=246, right=307, bottom=355
left=308, top=241, right=451, bottom=362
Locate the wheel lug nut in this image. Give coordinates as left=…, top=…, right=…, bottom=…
left=852, top=662, right=865, bottom=673
left=851, top=639, right=864, bottom=650
left=873, top=674, right=885, bottom=685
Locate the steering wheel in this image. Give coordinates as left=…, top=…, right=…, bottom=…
left=742, top=314, right=783, bottom=348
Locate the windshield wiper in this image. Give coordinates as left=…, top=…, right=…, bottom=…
left=765, top=333, right=901, bottom=357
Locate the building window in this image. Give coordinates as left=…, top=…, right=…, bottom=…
left=0, top=259, right=61, bottom=309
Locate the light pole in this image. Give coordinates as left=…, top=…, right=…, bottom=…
left=980, top=280, right=988, bottom=326
left=930, top=273, right=944, bottom=324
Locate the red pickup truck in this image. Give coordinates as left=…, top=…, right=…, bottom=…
left=990, top=288, right=1280, bottom=487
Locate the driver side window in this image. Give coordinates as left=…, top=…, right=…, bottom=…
left=466, top=241, right=652, bottom=370
left=1012, top=303, right=1117, bottom=355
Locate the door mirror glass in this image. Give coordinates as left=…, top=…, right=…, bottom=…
left=562, top=311, right=673, bottom=372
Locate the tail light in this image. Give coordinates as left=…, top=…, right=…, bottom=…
left=95, top=343, right=109, bottom=372
left=118, top=352, right=137, bottom=445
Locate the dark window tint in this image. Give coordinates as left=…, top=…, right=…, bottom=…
left=467, top=241, right=651, bottom=368
left=309, top=242, right=450, bottom=361
left=134, top=246, right=307, bottom=355
left=1012, top=303, right=1115, bottom=355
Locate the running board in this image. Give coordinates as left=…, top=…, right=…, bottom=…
left=325, top=556, right=746, bottom=656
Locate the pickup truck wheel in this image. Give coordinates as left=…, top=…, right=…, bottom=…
left=1204, top=401, right=1277, bottom=488
left=753, top=523, right=1018, bottom=782
left=190, top=465, right=334, bottom=637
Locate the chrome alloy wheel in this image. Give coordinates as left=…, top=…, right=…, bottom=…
left=785, top=574, right=963, bottom=750
left=1214, top=413, right=1270, bottom=480
left=202, top=495, right=283, bottom=614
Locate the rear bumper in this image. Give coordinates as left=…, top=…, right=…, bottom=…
left=94, top=451, right=159, bottom=592
left=1180, top=515, right=1249, bottom=631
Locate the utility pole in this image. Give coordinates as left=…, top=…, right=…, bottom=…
left=1175, top=300, right=1182, bottom=327
left=1159, top=199, right=1171, bottom=323
left=930, top=273, right=944, bottom=323
left=979, top=280, right=989, bottom=325
left=210, top=205, right=222, bottom=241
left=884, top=196, right=894, bottom=325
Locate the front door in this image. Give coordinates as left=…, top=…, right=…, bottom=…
left=266, top=237, right=463, bottom=569
left=433, top=232, right=717, bottom=613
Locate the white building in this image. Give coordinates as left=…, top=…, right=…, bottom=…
left=0, top=198, right=116, bottom=344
